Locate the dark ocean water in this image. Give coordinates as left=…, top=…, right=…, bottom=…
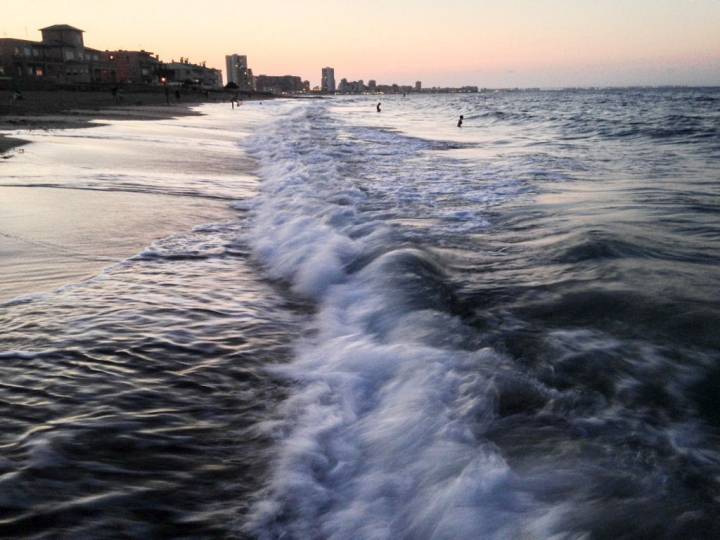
left=1, top=88, right=719, bottom=539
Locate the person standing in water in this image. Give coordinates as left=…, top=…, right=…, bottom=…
left=376, top=102, right=382, bottom=113
left=457, top=115, right=464, bottom=127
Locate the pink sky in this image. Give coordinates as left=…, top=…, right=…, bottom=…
left=2, top=0, right=719, bottom=87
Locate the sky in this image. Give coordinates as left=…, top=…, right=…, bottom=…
left=2, top=0, right=719, bottom=88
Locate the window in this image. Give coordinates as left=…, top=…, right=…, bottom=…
left=35, top=66, right=44, bottom=76
left=65, top=50, right=75, bottom=60
left=24, top=46, right=31, bottom=57
left=32, top=48, right=40, bottom=57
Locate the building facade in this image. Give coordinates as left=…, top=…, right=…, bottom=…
left=225, top=54, right=253, bottom=90
left=321, top=66, right=335, bottom=93
left=0, top=24, right=113, bottom=85
left=159, top=59, right=222, bottom=89
left=254, top=74, right=304, bottom=94
left=106, top=50, right=159, bottom=84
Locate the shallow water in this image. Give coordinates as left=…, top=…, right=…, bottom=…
left=0, top=112, right=256, bottom=302
left=1, top=90, right=720, bottom=538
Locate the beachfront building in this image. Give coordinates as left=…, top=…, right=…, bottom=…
left=105, top=50, right=160, bottom=85
left=254, top=74, right=305, bottom=94
left=0, top=24, right=114, bottom=85
left=225, top=54, right=254, bottom=91
left=338, top=79, right=367, bottom=94
left=336, top=79, right=368, bottom=94
left=225, top=54, right=246, bottom=84
left=321, top=67, right=336, bottom=93
left=415, top=81, right=422, bottom=91
left=159, top=59, right=222, bottom=89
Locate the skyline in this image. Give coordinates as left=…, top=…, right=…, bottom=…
left=2, top=0, right=720, bottom=88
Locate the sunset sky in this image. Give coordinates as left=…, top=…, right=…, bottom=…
left=2, top=0, right=719, bottom=87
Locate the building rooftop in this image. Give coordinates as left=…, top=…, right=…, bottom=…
left=39, top=24, right=84, bottom=32
left=0, top=38, right=38, bottom=44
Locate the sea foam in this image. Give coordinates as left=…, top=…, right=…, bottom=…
left=243, top=103, right=564, bottom=539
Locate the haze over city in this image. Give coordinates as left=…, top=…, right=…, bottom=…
left=2, top=0, right=719, bottom=87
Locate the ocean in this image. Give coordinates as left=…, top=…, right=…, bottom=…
left=1, top=88, right=719, bottom=539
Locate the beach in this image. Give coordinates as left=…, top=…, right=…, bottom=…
left=0, top=89, right=222, bottom=156
left=0, top=96, right=255, bottom=303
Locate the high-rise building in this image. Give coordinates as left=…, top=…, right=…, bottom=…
left=225, top=54, right=252, bottom=90
left=415, top=80, right=422, bottom=91
left=225, top=54, right=245, bottom=84
left=321, top=66, right=336, bottom=93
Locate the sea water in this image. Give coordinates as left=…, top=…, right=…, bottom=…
left=1, top=88, right=719, bottom=539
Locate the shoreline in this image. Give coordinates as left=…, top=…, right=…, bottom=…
left=0, top=106, right=197, bottom=158
left=0, top=135, right=27, bottom=155
left=0, top=89, right=274, bottom=155
left=0, top=97, right=253, bottom=303
left=1, top=97, right=202, bottom=156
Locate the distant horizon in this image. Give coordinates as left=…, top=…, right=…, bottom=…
left=3, top=0, right=719, bottom=88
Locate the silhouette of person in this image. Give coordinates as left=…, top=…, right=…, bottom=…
left=376, top=102, right=381, bottom=113
left=457, top=115, right=464, bottom=128
left=175, top=89, right=181, bottom=102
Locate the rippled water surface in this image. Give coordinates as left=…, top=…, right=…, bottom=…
left=1, top=89, right=720, bottom=539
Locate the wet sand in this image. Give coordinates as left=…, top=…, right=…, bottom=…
left=0, top=101, right=254, bottom=303
left=0, top=186, right=231, bottom=303
left=0, top=90, right=206, bottom=160
left=0, top=89, right=224, bottom=117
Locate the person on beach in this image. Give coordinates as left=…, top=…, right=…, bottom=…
left=164, top=86, right=170, bottom=105
left=457, top=115, right=464, bottom=128
left=111, top=86, right=119, bottom=104
left=377, top=102, right=382, bottom=113
left=175, top=89, right=181, bottom=102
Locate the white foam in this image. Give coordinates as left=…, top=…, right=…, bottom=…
left=244, top=102, right=566, bottom=539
